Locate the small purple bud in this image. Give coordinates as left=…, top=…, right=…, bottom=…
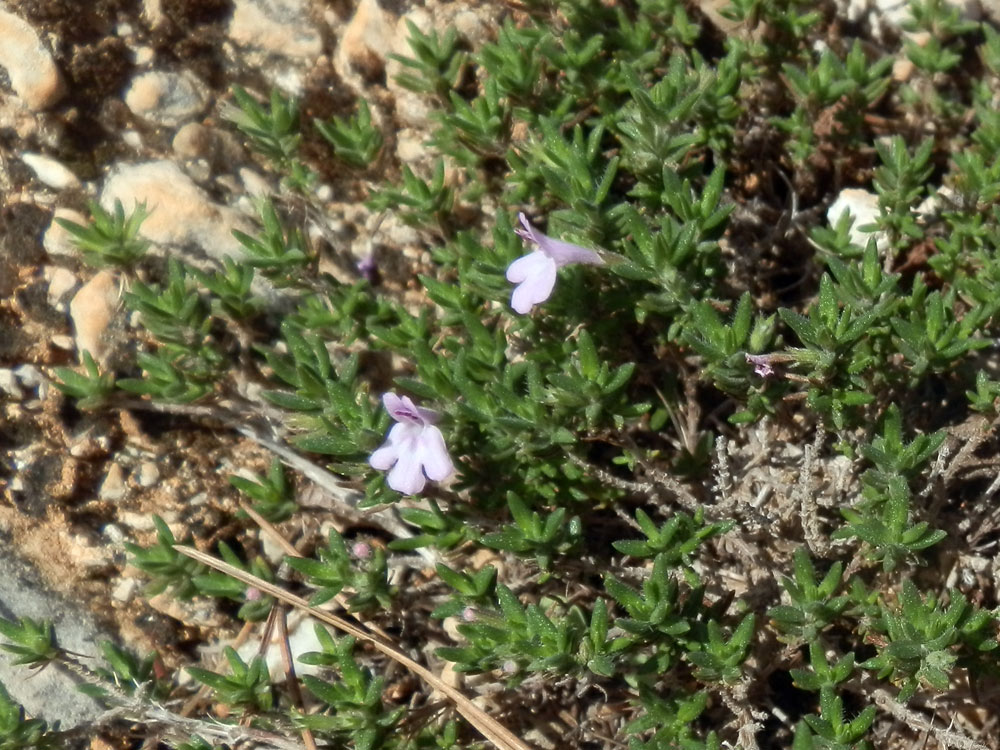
left=501, top=660, right=518, bottom=675
left=351, top=541, right=373, bottom=559
left=357, top=252, right=378, bottom=283
left=745, top=353, right=776, bottom=378
left=461, top=606, right=477, bottom=622
left=245, top=587, right=262, bottom=601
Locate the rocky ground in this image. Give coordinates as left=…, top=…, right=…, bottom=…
left=0, top=0, right=507, bottom=738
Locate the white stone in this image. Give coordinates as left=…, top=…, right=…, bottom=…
left=0, top=369, right=21, bottom=399
left=0, top=9, right=64, bottom=111
left=13, top=364, right=43, bottom=389
left=21, top=152, right=80, bottom=189
left=68, top=270, right=120, bottom=364
left=124, top=70, right=208, bottom=126
left=43, top=208, right=88, bottom=257
left=238, top=611, right=325, bottom=676
left=826, top=188, right=888, bottom=252
left=46, top=266, right=78, bottom=308
left=137, top=461, right=160, bottom=488
left=100, top=160, right=251, bottom=261
left=111, top=578, right=137, bottom=603
left=132, top=46, right=155, bottom=66
left=229, top=0, right=323, bottom=59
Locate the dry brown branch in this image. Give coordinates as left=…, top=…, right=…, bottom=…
left=176, top=544, right=537, bottom=750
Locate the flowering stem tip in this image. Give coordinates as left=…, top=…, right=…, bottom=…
left=506, top=212, right=604, bottom=314
left=369, top=392, right=454, bottom=495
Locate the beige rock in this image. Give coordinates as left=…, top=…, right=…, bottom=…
left=43, top=208, right=88, bottom=257
left=111, top=578, right=137, bottom=603
left=21, top=152, right=80, bottom=190
left=337, top=0, right=394, bottom=80
left=100, top=160, right=250, bottom=261
left=99, top=463, right=127, bottom=502
left=229, top=0, right=323, bottom=59
left=0, top=9, right=64, bottom=111
left=136, top=461, right=160, bottom=488
left=171, top=122, right=215, bottom=159
left=124, top=70, right=208, bottom=126
left=142, top=0, right=167, bottom=28
left=68, top=270, right=120, bottom=364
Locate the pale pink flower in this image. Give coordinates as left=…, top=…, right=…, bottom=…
left=369, top=393, right=454, bottom=495
left=506, top=212, right=604, bottom=314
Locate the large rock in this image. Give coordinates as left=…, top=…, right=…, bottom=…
left=0, top=8, right=64, bottom=111
left=100, top=161, right=250, bottom=262
left=0, top=551, right=106, bottom=727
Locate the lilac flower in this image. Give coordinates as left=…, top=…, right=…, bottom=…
left=745, top=353, right=775, bottom=378
left=357, top=252, right=378, bottom=284
left=369, top=392, right=454, bottom=495
left=506, top=212, right=604, bottom=314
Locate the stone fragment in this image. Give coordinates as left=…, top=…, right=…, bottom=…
left=229, top=0, right=323, bottom=59
left=0, top=9, right=64, bottom=110
left=46, top=266, right=78, bottom=309
left=826, top=188, right=888, bottom=252
left=43, top=208, right=88, bottom=257
left=112, top=577, right=137, bottom=603
left=0, top=369, right=21, bottom=399
left=68, top=270, right=120, bottom=364
left=100, top=161, right=250, bottom=261
left=21, top=153, right=80, bottom=190
left=171, top=122, right=214, bottom=159
left=99, top=463, right=127, bottom=501
left=136, top=461, right=160, bottom=488
left=124, top=70, right=208, bottom=126
left=337, top=0, right=394, bottom=81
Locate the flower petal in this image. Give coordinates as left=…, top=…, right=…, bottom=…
left=387, top=450, right=426, bottom=495
left=417, top=425, right=454, bottom=481
left=368, top=443, right=399, bottom=470
left=510, top=255, right=557, bottom=314
left=506, top=250, right=550, bottom=284
left=382, top=392, right=404, bottom=416
left=538, top=235, right=604, bottom=267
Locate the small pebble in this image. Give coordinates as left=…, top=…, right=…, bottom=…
left=137, top=461, right=160, bottom=488
left=21, top=152, right=80, bottom=189
left=99, top=463, right=127, bottom=501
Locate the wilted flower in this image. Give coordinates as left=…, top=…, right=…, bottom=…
left=745, top=353, right=776, bottom=378
left=369, top=393, right=454, bottom=495
left=506, top=212, right=604, bottom=314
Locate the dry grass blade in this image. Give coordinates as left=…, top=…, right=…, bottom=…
left=175, top=544, right=536, bottom=750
